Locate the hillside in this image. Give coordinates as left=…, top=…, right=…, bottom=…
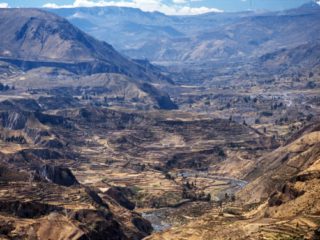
left=147, top=122, right=320, bottom=239
left=0, top=8, right=177, bottom=110
left=260, top=41, right=320, bottom=75
left=0, top=8, right=169, bottom=80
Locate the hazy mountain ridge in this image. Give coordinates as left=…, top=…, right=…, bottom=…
left=260, top=41, right=320, bottom=70
left=50, top=3, right=320, bottom=63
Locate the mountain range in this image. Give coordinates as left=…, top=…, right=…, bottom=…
left=49, top=2, right=320, bottom=63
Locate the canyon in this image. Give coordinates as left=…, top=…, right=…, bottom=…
left=0, top=2, right=319, bottom=240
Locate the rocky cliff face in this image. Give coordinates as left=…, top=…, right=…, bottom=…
left=0, top=110, right=28, bottom=130
left=35, top=164, right=79, bottom=187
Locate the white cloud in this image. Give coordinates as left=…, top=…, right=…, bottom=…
left=0, top=2, right=9, bottom=8
left=172, top=0, right=187, bottom=4
left=43, top=0, right=223, bottom=15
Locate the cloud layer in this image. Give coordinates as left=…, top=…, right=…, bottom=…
left=0, top=2, right=9, bottom=8
left=43, top=0, right=223, bottom=15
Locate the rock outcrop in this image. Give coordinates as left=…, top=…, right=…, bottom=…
left=35, top=164, right=79, bottom=187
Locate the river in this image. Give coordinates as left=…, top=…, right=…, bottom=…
left=142, top=170, right=248, bottom=232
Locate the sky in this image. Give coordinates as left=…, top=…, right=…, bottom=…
left=0, top=0, right=317, bottom=15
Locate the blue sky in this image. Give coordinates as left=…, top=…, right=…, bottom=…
left=0, top=0, right=315, bottom=15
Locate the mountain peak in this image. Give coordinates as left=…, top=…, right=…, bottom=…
left=0, top=8, right=172, bottom=83
left=298, top=1, right=320, bottom=10
left=281, top=1, right=320, bottom=15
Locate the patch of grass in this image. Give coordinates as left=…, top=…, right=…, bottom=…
left=131, top=185, right=142, bottom=194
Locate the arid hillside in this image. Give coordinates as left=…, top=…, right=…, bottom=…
left=147, top=122, right=320, bottom=240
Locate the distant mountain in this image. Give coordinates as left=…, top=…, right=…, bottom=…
left=181, top=8, right=320, bottom=61
left=0, top=9, right=116, bottom=62
left=48, top=7, right=184, bottom=57
left=0, top=8, right=172, bottom=81
left=0, top=8, right=178, bottom=110
left=260, top=41, right=320, bottom=73
left=50, top=3, right=320, bottom=62
left=49, top=7, right=254, bottom=60
left=286, top=1, right=320, bottom=14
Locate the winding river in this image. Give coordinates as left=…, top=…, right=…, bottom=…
left=142, top=170, right=248, bottom=232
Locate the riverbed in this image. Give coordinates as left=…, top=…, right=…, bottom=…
left=142, top=170, right=248, bottom=233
